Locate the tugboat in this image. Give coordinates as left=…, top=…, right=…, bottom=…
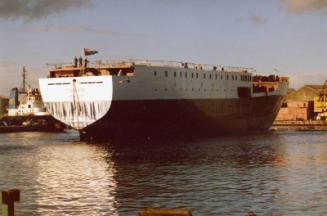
left=0, top=66, right=65, bottom=132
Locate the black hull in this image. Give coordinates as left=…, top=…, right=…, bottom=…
left=0, top=115, right=65, bottom=133
left=0, top=125, right=64, bottom=133
left=80, top=95, right=284, bottom=141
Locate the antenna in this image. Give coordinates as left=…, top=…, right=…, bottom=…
left=22, top=66, right=27, bottom=93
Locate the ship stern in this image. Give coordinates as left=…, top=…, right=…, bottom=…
left=39, top=76, right=113, bottom=130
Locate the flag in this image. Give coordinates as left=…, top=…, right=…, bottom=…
left=84, top=48, right=98, bottom=56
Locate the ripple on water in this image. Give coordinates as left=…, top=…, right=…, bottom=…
left=0, top=130, right=327, bottom=215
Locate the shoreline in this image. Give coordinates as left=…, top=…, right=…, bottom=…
left=271, top=120, right=327, bottom=131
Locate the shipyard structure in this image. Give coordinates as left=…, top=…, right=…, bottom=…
left=276, top=80, right=327, bottom=121
left=39, top=59, right=289, bottom=140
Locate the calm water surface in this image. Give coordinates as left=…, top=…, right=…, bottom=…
left=0, top=130, right=327, bottom=215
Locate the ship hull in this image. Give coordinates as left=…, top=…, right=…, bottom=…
left=79, top=95, right=284, bottom=141
left=39, top=63, right=289, bottom=141
left=0, top=115, right=65, bottom=133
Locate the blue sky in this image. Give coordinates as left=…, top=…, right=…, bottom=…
left=0, top=0, right=326, bottom=95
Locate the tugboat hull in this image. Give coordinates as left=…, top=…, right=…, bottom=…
left=0, top=115, right=65, bottom=133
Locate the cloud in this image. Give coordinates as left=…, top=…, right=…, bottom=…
left=26, top=26, right=112, bottom=34
left=281, top=0, right=327, bottom=14
left=0, top=0, right=91, bottom=20
left=250, top=15, right=266, bottom=25
left=24, top=25, right=152, bottom=37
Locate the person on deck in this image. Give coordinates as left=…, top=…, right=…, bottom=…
left=84, top=58, right=89, bottom=68
left=79, top=56, right=83, bottom=67
left=74, top=56, right=78, bottom=67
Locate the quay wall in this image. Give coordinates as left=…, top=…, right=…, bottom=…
left=271, top=120, right=327, bottom=131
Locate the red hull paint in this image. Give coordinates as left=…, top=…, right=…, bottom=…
left=80, top=95, right=284, bottom=141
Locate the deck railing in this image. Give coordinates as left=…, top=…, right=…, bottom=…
left=46, top=59, right=256, bottom=73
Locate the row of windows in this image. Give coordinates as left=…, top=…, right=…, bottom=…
left=240, top=75, right=251, bottom=81
left=154, top=87, right=233, bottom=92
left=154, top=70, right=251, bottom=82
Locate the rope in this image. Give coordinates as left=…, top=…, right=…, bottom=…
left=72, top=79, right=81, bottom=128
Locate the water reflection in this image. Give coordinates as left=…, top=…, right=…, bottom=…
left=1, top=131, right=327, bottom=215
left=0, top=131, right=118, bottom=216
left=272, top=131, right=327, bottom=215
left=34, top=143, right=118, bottom=215
left=104, top=132, right=327, bottom=215
left=104, top=135, right=282, bottom=215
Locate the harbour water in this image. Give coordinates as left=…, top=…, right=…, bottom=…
left=1, top=130, right=327, bottom=215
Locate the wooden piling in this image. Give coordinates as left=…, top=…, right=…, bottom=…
left=138, top=208, right=192, bottom=216
left=1, top=189, right=20, bottom=216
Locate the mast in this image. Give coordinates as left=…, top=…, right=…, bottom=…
left=22, top=66, right=27, bottom=93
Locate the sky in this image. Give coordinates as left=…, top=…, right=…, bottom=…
left=0, top=0, right=326, bottom=95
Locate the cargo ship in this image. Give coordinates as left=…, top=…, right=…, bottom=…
left=39, top=58, right=289, bottom=141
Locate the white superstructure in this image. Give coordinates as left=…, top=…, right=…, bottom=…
left=8, top=89, right=48, bottom=117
